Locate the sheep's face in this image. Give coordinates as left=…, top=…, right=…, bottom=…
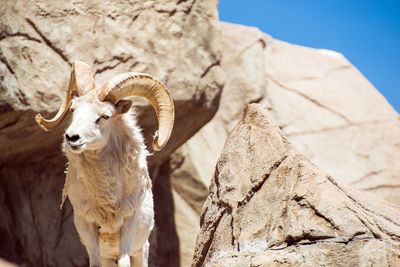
left=64, top=90, right=132, bottom=154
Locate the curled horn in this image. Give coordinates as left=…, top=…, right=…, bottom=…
left=35, top=61, right=95, bottom=131
left=98, top=72, right=175, bottom=151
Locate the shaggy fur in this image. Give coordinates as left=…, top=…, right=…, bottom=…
left=61, top=91, right=154, bottom=267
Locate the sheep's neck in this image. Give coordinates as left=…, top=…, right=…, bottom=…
left=73, top=129, right=141, bottom=213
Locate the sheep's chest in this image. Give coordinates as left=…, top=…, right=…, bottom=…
left=67, top=172, right=148, bottom=259
left=67, top=170, right=141, bottom=229
left=69, top=184, right=116, bottom=226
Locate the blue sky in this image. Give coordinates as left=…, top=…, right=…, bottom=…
left=219, top=1, right=400, bottom=112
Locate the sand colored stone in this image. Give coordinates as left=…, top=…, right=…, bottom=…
left=1, top=1, right=399, bottom=266
left=192, top=104, right=400, bottom=266
left=0, top=0, right=222, bottom=266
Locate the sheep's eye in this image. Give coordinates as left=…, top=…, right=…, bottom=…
left=96, top=115, right=109, bottom=124
left=70, top=108, right=75, bottom=112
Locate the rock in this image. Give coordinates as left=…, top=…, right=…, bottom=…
left=2, top=1, right=400, bottom=265
left=0, top=0, right=223, bottom=165
left=175, top=22, right=267, bottom=183
left=171, top=21, right=400, bottom=225
left=162, top=21, right=400, bottom=266
left=161, top=21, right=268, bottom=265
left=151, top=162, right=180, bottom=267
left=260, top=25, right=400, bottom=204
left=287, top=121, right=400, bottom=204
left=0, top=0, right=222, bottom=266
left=154, top=151, right=209, bottom=267
left=0, top=155, right=87, bottom=266
left=192, top=104, right=400, bottom=266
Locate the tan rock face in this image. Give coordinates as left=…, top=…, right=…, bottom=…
left=1, top=1, right=399, bottom=266
left=153, top=149, right=209, bottom=267
left=174, top=22, right=400, bottom=212
left=162, top=21, right=268, bottom=265
left=192, top=104, right=400, bottom=266
left=0, top=0, right=223, bottom=164
left=261, top=27, right=400, bottom=203
left=0, top=0, right=223, bottom=266
left=163, top=21, right=400, bottom=266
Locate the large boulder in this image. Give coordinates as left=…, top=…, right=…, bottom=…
left=0, top=0, right=223, bottom=266
left=162, top=22, right=400, bottom=265
left=159, top=20, right=268, bottom=265
left=0, top=0, right=223, bottom=165
left=192, top=104, right=400, bottom=266
left=1, top=1, right=399, bottom=265
left=260, top=24, right=400, bottom=204
left=170, top=22, right=400, bottom=222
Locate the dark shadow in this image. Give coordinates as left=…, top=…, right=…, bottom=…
left=151, top=160, right=181, bottom=267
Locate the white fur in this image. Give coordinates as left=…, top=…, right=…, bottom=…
left=62, top=91, right=154, bottom=267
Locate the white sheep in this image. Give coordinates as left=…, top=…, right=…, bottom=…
left=35, top=61, right=175, bottom=267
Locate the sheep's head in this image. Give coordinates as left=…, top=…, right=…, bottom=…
left=64, top=90, right=133, bottom=153
left=35, top=61, right=175, bottom=153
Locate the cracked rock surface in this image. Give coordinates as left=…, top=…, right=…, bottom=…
left=163, top=22, right=400, bottom=264
left=159, top=21, right=268, bottom=263
left=0, top=0, right=223, bottom=165
left=1, top=1, right=400, bottom=266
left=172, top=22, right=400, bottom=223
left=192, top=104, right=400, bottom=267
left=259, top=23, right=400, bottom=203
left=0, top=0, right=222, bottom=266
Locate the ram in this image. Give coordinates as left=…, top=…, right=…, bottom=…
left=36, top=61, right=175, bottom=267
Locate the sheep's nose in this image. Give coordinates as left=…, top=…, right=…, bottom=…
left=65, top=133, right=80, bottom=142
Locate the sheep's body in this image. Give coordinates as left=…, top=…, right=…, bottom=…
left=62, top=111, right=154, bottom=266
left=35, top=62, right=174, bottom=267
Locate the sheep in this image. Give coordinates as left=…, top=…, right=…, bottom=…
left=35, top=61, right=175, bottom=267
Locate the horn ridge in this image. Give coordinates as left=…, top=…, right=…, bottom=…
left=98, top=72, right=175, bottom=151
left=35, top=61, right=96, bottom=131
left=35, top=64, right=77, bottom=131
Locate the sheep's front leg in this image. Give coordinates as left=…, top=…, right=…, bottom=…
left=101, top=257, right=116, bottom=267
left=74, top=214, right=100, bottom=267
left=131, top=240, right=149, bottom=267
left=118, top=213, right=138, bottom=267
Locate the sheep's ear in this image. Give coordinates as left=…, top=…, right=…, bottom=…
left=116, top=100, right=132, bottom=114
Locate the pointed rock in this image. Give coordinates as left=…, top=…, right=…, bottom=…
left=192, top=104, right=400, bottom=266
